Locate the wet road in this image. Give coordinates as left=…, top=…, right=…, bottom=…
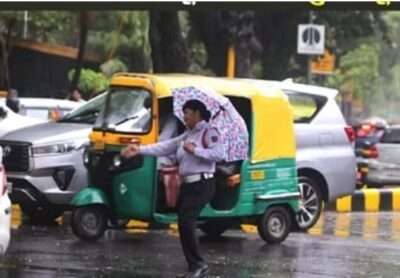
left=1, top=211, right=400, bottom=278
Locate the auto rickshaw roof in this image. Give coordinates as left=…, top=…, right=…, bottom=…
left=110, top=73, right=296, bottom=163
left=111, top=73, right=285, bottom=100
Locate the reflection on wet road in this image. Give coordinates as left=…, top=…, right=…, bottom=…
left=3, top=207, right=400, bottom=277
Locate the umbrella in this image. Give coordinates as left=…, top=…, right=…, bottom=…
left=172, top=86, right=249, bottom=162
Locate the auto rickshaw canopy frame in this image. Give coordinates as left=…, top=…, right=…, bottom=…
left=99, top=73, right=296, bottom=163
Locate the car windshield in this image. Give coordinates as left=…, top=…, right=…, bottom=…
left=58, top=93, right=107, bottom=124
left=94, top=87, right=152, bottom=133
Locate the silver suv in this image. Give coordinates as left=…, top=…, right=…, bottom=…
left=0, top=93, right=106, bottom=223
left=248, top=79, right=357, bottom=230
left=366, top=125, right=400, bottom=187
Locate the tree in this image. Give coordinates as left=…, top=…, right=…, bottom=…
left=253, top=11, right=388, bottom=80
left=0, top=12, right=18, bottom=90
left=149, top=10, right=189, bottom=72
left=87, top=11, right=151, bottom=72
left=70, top=12, right=90, bottom=92
left=189, top=11, right=261, bottom=77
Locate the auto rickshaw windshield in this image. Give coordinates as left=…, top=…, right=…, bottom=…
left=94, top=87, right=152, bottom=133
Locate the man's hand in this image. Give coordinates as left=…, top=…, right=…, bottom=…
left=121, top=143, right=140, bottom=158
left=183, top=142, right=196, bottom=154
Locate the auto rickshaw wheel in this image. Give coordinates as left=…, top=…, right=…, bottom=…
left=296, top=176, right=323, bottom=231
left=199, top=220, right=232, bottom=238
left=257, top=206, right=291, bottom=244
left=71, top=205, right=108, bottom=241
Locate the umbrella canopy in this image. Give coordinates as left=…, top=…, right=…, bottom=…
left=172, top=86, right=249, bottom=162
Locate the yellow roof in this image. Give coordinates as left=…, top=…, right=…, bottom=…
left=110, top=73, right=284, bottom=100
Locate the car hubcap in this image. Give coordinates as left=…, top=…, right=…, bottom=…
left=268, top=215, right=285, bottom=238
left=297, top=181, right=320, bottom=228
left=82, top=212, right=99, bottom=231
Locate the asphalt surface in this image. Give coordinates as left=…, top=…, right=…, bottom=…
left=1, top=211, right=400, bottom=278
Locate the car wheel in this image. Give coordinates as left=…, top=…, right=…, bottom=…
left=257, top=206, right=291, bottom=244
left=296, top=176, right=323, bottom=231
left=199, top=220, right=232, bottom=238
left=20, top=203, right=64, bottom=224
left=71, top=205, right=108, bottom=241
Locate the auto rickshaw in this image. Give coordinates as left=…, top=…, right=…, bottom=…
left=70, top=73, right=300, bottom=244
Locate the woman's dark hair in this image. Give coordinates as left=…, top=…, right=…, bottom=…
left=182, top=99, right=211, bottom=122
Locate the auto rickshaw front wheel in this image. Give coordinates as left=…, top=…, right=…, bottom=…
left=71, top=205, right=108, bottom=241
left=257, top=206, right=291, bottom=244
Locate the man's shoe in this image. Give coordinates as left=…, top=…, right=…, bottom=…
left=176, top=264, right=209, bottom=278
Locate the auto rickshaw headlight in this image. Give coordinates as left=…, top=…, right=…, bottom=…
left=113, top=154, right=122, bottom=168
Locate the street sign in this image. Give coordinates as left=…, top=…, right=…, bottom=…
left=297, top=24, right=325, bottom=55
left=311, top=49, right=335, bottom=74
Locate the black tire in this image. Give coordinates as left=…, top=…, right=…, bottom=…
left=257, top=206, right=291, bottom=244
left=296, top=176, right=323, bottom=231
left=71, top=205, right=108, bottom=241
left=20, top=203, right=64, bottom=224
left=199, top=220, right=232, bottom=238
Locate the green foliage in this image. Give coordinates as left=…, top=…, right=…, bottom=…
left=100, top=58, right=128, bottom=78
left=68, top=68, right=109, bottom=96
left=86, top=11, right=151, bottom=71
left=327, top=42, right=380, bottom=101
left=0, top=11, right=76, bottom=45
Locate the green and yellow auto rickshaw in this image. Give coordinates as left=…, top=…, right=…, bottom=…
left=70, top=73, right=300, bottom=244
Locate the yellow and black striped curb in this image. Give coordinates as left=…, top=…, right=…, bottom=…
left=325, top=188, right=400, bottom=212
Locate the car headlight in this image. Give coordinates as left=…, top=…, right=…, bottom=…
left=32, top=140, right=87, bottom=156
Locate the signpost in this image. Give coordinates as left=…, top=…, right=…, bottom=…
left=297, top=24, right=325, bottom=55
left=297, top=23, right=326, bottom=82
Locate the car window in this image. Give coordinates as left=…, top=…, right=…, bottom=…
left=284, top=90, right=327, bottom=123
left=380, top=128, right=400, bottom=144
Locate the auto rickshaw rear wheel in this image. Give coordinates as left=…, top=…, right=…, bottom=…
left=257, top=206, right=291, bottom=244
left=71, top=205, right=108, bottom=241
left=199, top=219, right=232, bottom=238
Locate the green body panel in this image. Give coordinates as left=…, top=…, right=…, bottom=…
left=71, top=187, right=110, bottom=207
left=112, top=156, right=157, bottom=220
left=200, top=158, right=299, bottom=218
left=79, top=147, right=298, bottom=224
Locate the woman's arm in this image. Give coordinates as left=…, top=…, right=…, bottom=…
left=140, top=133, right=186, bottom=157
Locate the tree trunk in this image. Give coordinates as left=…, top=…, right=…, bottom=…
left=149, top=11, right=189, bottom=72
left=0, top=34, right=9, bottom=90
left=190, top=11, right=261, bottom=77
left=0, top=18, right=16, bottom=90
left=70, top=12, right=89, bottom=91
left=190, top=12, right=228, bottom=76
left=255, top=12, right=306, bottom=80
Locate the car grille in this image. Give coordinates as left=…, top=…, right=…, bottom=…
left=0, top=141, right=31, bottom=172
